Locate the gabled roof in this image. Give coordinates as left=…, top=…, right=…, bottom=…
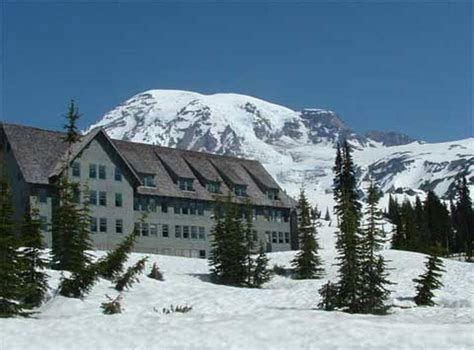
left=1, top=123, right=296, bottom=208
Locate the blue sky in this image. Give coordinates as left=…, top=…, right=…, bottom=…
left=1, top=2, right=472, bottom=142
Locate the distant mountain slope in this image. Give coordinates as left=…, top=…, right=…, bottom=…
left=88, top=90, right=473, bottom=204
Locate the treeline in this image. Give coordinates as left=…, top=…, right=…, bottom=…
left=388, top=177, right=473, bottom=260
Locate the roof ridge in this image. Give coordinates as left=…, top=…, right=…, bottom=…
left=1, top=122, right=66, bottom=135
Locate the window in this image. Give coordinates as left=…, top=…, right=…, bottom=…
left=162, top=224, right=169, bottom=238
left=99, top=191, right=107, bottom=206
left=199, top=250, right=206, bottom=259
left=175, top=225, right=182, bottom=238
left=90, top=191, right=97, bottom=206
left=161, top=202, right=168, bottom=213
left=265, top=231, right=271, bottom=243
left=149, top=198, right=157, bottom=212
left=99, top=218, right=107, bottom=233
left=183, top=226, right=190, bottom=239
left=91, top=217, right=97, bottom=233
left=198, top=227, right=205, bottom=240
left=207, top=181, right=220, bottom=193
left=134, top=222, right=140, bottom=234
left=114, top=167, right=122, bottom=181
left=272, top=231, right=277, bottom=243
left=99, top=165, right=106, bottom=179
left=39, top=189, right=47, bottom=203
left=116, top=219, right=123, bottom=234
left=40, top=216, right=48, bottom=231
left=181, top=203, right=189, bottom=215
left=89, top=164, right=97, bottom=178
left=190, top=202, right=196, bottom=215
left=179, top=178, right=194, bottom=191
left=72, top=162, right=81, bottom=177
left=284, top=232, right=290, bottom=244
left=267, top=189, right=279, bottom=200
left=150, top=224, right=158, bottom=236
left=115, top=193, right=122, bottom=207
left=141, top=223, right=149, bottom=236
left=134, top=198, right=139, bottom=211
left=234, top=185, right=247, bottom=197
left=191, top=226, right=197, bottom=239
left=73, top=187, right=81, bottom=204
left=278, top=232, right=284, bottom=244
left=197, top=203, right=204, bottom=216
left=142, top=174, right=155, bottom=187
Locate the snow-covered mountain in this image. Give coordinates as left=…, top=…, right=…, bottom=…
left=89, top=90, right=473, bottom=205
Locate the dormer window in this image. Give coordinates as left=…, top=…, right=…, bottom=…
left=179, top=178, right=194, bottom=191
left=142, top=174, right=156, bottom=187
left=207, top=181, right=220, bottom=194
left=234, top=185, right=247, bottom=197
left=267, top=189, right=279, bottom=200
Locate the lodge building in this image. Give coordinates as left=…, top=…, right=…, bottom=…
left=0, top=123, right=297, bottom=258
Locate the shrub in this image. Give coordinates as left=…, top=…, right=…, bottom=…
left=101, top=294, right=123, bottom=315
left=147, top=263, right=164, bottom=281
left=161, top=304, right=193, bottom=314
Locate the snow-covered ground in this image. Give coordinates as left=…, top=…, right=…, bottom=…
left=2, top=223, right=473, bottom=350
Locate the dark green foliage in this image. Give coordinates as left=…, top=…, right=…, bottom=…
left=291, top=188, right=324, bottom=279
left=58, top=263, right=99, bottom=298
left=115, top=257, right=148, bottom=292
left=101, top=294, right=123, bottom=315
left=318, top=281, right=338, bottom=311
left=97, top=231, right=138, bottom=280
left=51, top=176, right=93, bottom=272
left=424, top=191, right=452, bottom=255
left=272, top=264, right=290, bottom=277
left=387, top=194, right=400, bottom=224
left=0, top=177, right=28, bottom=317
left=252, top=245, right=272, bottom=288
left=332, top=141, right=363, bottom=313
left=359, top=182, right=392, bottom=314
left=161, top=304, right=193, bottom=314
left=451, top=177, right=473, bottom=259
left=208, top=194, right=248, bottom=287
left=413, top=255, right=445, bottom=306
left=19, top=207, right=49, bottom=308
left=324, top=208, right=331, bottom=221
left=147, top=263, right=164, bottom=281
left=62, top=100, right=81, bottom=144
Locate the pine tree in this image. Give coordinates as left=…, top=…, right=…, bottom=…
left=413, top=255, right=445, bottom=306
left=97, top=231, right=138, bottom=280
left=359, top=182, right=392, bottom=314
left=332, top=141, right=363, bottom=313
left=243, top=199, right=255, bottom=287
left=252, top=245, right=272, bottom=288
left=452, top=177, right=473, bottom=259
left=147, top=263, right=164, bottom=281
left=19, top=207, right=49, bottom=308
left=291, top=188, right=324, bottom=279
left=318, top=281, right=338, bottom=311
left=424, top=191, right=452, bottom=255
left=0, top=175, right=27, bottom=317
left=58, top=263, right=99, bottom=298
left=387, top=194, right=400, bottom=223
left=324, top=208, right=331, bottom=221
left=208, top=194, right=247, bottom=287
left=115, top=257, right=148, bottom=292
left=51, top=101, right=92, bottom=272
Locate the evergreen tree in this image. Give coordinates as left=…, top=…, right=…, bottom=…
left=243, top=199, right=255, bottom=287
left=413, top=255, right=445, bottom=306
left=58, top=263, right=99, bottom=299
left=324, top=208, right=331, bottom=221
left=115, top=257, right=148, bottom=292
left=252, top=245, right=272, bottom=288
left=424, top=191, right=452, bottom=255
left=318, top=281, right=338, bottom=311
left=291, top=188, right=324, bottom=279
left=147, top=263, right=164, bottom=281
left=0, top=175, right=27, bottom=317
left=208, top=194, right=248, bottom=286
left=387, top=194, right=400, bottom=224
left=19, top=206, right=49, bottom=308
left=97, top=231, right=138, bottom=280
left=452, top=177, right=473, bottom=259
left=51, top=101, right=93, bottom=272
left=359, top=182, right=392, bottom=314
left=414, top=196, right=429, bottom=253
left=332, top=141, right=363, bottom=313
